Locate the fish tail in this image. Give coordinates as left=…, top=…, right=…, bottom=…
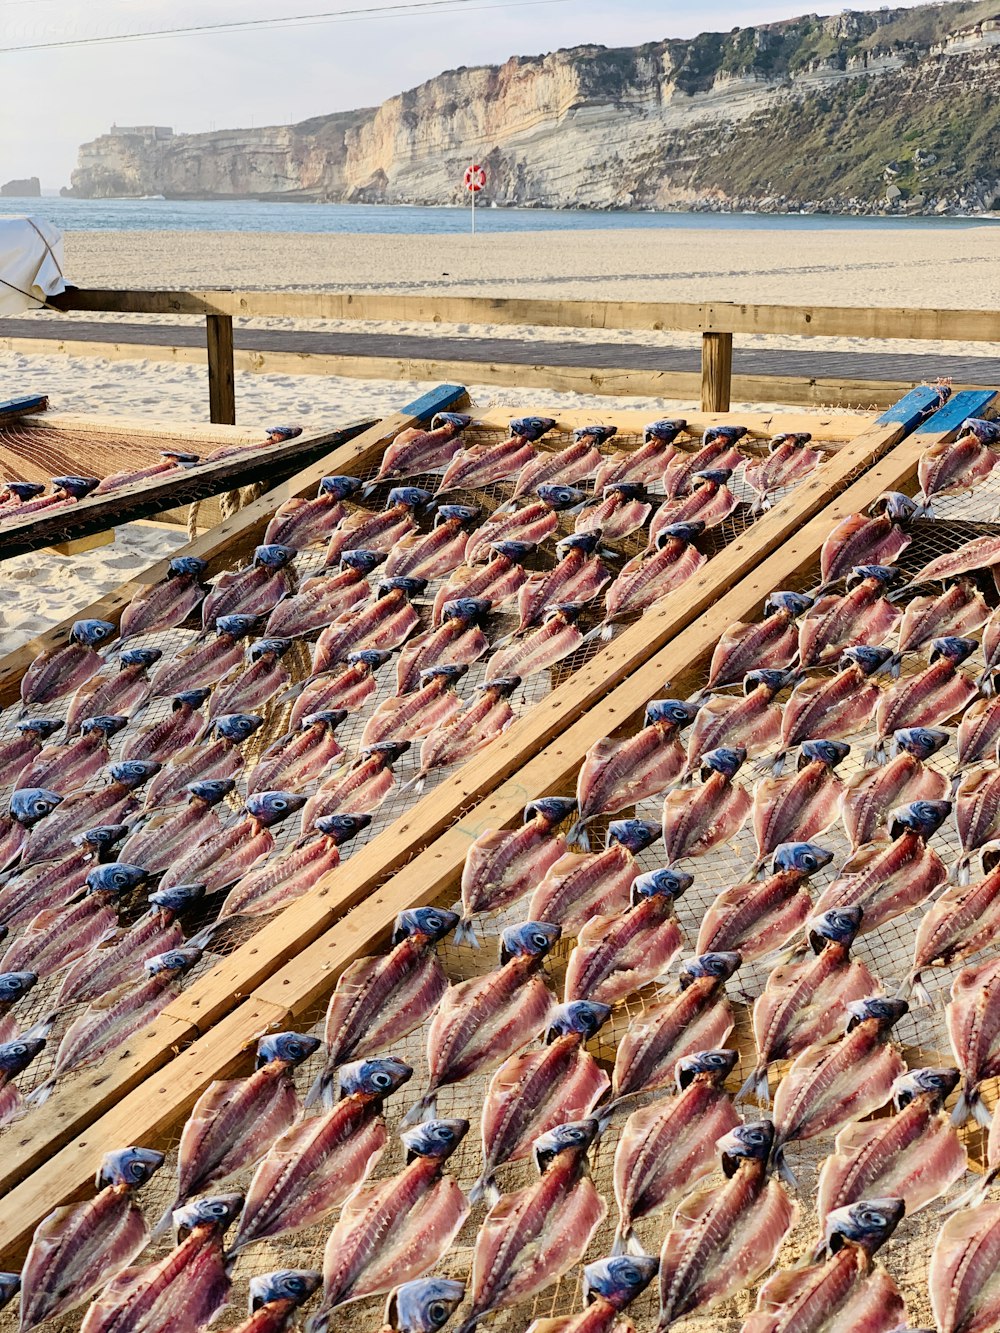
left=452, top=917, right=481, bottom=948
left=149, top=1198, right=180, bottom=1243
left=863, top=740, right=887, bottom=767
left=491, top=629, right=517, bottom=650
left=360, top=479, right=381, bottom=499
left=737, top=1065, right=770, bottom=1107
left=900, top=972, right=932, bottom=1008
left=187, top=918, right=231, bottom=951
left=400, top=1092, right=437, bottom=1127
left=755, top=750, right=785, bottom=778
left=912, top=496, right=935, bottom=520
left=951, top=1081, right=987, bottom=1126
left=26, top=1078, right=54, bottom=1107
left=566, top=819, right=591, bottom=852
left=468, top=1171, right=499, bottom=1207
left=944, top=1166, right=999, bottom=1214
left=749, top=496, right=771, bottom=517
left=304, top=1065, right=336, bottom=1112
left=885, top=653, right=902, bottom=680
left=770, top=1142, right=798, bottom=1189
left=952, top=854, right=972, bottom=887
left=304, top=1309, right=331, bottom=1333
left=977, top=669, right=997, bottom=697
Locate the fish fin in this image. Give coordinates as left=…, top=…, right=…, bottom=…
left=737, top=1065, right=771, bottom=1107
left=951, top=1082, right=985, bottom=1126
left=943, top=1167, right=996, bottom=1214
left=452, top=917, right=480, bottom=948
left=885, top=653, right=902, bottom=680
left=148, top=1199, right=179, bottom=1243
left=400, top=1092, right=436, bottom=1127
left=771, top=1144, right=799, bottom=1189
left=953, top=854, right=972, bottom=886
left=25, top=1079, right=53, bottom=1107
left=566, top=820, right=591, bottom=852
left=303, top=1065, right=335, bottom=1112
left=468, top=1172, right=499, bottom=1207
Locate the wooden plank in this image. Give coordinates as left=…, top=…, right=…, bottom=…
left=701, top=331, right=734, bottom=411
left=468, top=407, right=877, bottom=441
left=206, top=313, right=236, bottom=425
left=0, top=388, right=985, bottom=1268
left=0, top=393, right=48, bottom=421
left=0, top=385, right=467, bottom=707
left=48, top=529, right=113, bottom=557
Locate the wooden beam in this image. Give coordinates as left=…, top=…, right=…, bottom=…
left=205, top=313, right=236, bottom=425
left=701, top=332, right=734, bottom=411
left=0, top=388, right=986, bottom=1267
left=0, top=394, right=48, bottom=422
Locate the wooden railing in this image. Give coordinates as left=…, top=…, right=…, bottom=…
left=35, top=288, right=1000, bottom=419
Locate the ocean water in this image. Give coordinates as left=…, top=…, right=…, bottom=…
left=1, top=196, right=996, bottom=234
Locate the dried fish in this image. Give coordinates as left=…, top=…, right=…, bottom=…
left=383, top=505, right=481, bottom=581
left=929, top=1197, right=1000, bottom=1333
left=18, top=715, right=126, bottom=795
left=430, top=541, right=534, bottom=624
left=871, top=636, right=978, bottom=763
left=745, top=432, right=822, bottom=516
left=662, top=746, right=751, bottom=865
left=438, top=417, right=551, bottom=493
left=263, top=474, right=362, bottom=548
left=774, top=646, right=891, bottom=771
left=575, top=483, right=651, bottom=542
left=908, top=860, right=1000, bottom=1005
left=660, top=428, right=747, bottom=498
left=0, top=788, right=62, bottom=875
left=144, top=613, right=258, bottom=700
left=525, top=1256, right=657, bottom=1333
left=0, top=719, right=63, bottom=794
left=916, top=418, right=1000, bottom=512
left=647, top=469, right=738, bottom=544
left=515, top=533, right=610, bottom=633
left=0, top=1034, right=46, bottom=1126
left=300, top=742, right=407, bottom=831
left=893, top=580, right=989, bottom=667
left=120, top=779, right=234, bottom=873
left=753, top=739, right=849, bottom=869
left=158, top=790, right=306, bottom=894
left=683, top=670, right=790, bottom=778
left=599, top=522, right=705, bottom=635
left=485, top=603, right=584, bottom=684
left=412, top=676, right=521, bottom=789
left=201, top=543, right=297, bottom=631
left=94, top=450, right=198, bottom=496
left=313, top=578, right=425, bottom=673
left=20, top=761, right=159, bottom=868
left=593, top=419, right=687, bottom=493
left=323, top=487, right=432, bottom=567
left=142, top=713, right=260, bottom=809
left=797, top=565, right=900, bottom=668
left=818, top=493, right=917, bottom=588
left=0, top=824, right=126, bottom=929
left=528, top=819, right=661, bottom=933
left=228, top=1271, right=323, bottom=1333
left=120, top=690, right=210, bottom=763
left=464, top=488, right=581, bottom=564
left=21, top=619, right=117, bottom=708
left=842, top=727, right=949, bottom=851
left=947, top=954, right=1000, bottom=1126
left=287, top=650, right=390, bottom=731
left=382, top=1278, right=467, bottom=1333
left=119, top=557, right=208, bottom=640
left=954, top=760, right=1000, bottom=882
left=698, top=841, right=833, bottom=962
left=64, top=650, right=161, bottom=738
left=396, top=597, right=491, bottom=694
left=703, top=591, right=812, bottom=695
left=205, top=636, right=293, bottom=726
left=264, top=549, right=380, bottom=639
left=505, top=425, right=606, bottom=504
left=246, top=711, right=345, bottom=795
left=956, top=694, right=1000, bottom=769
left=361, top=664, right=468, bottom=749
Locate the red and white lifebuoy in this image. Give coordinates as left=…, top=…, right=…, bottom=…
left=463, top=164, right=486, bottom=193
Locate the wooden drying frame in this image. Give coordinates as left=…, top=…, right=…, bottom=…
left=0, top=385, right=985, bottom=1261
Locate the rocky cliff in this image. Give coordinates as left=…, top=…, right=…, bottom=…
left=69, top=0, right=1000, bottom=214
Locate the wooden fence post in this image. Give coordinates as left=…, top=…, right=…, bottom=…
left=206, top=313, right=236, bottom=424
left=701, top=331, right=734, bottom=411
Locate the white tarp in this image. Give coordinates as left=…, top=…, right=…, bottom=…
left=0, top=216, right=66, bottom=316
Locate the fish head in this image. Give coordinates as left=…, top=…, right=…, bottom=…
left=144, top=946, right=202, bottom=978
left=631, top=868, right=692, bottom=905
left=249, top=1271, right=323, bottom=1314
left=574, top=424, right=617, bottom=444
left=545, top=1000, right=612, bottom=1043
left=807, top=906, right=864, bottom=953
left=893, top=727, right=950, bottom=760
left=253, top=543, right=297, bottom=570
left=337, top=1057, right=413, bottom=1102
left=679, top=951, right=742, bottom=990
left=119, top=647, right=162, bottom=670
left=16, top=717, right=63, bottom=742
left=319, top=474, right=363, bottom=500
left=582, top=1256, right=658, bottom=1312
left=85, top=863, right=148, bottom=897
left=693, top=468, right=733, bottom=487
left=215, top=614, right=260, bottom=641
left=702, top=425, right=748, bottom=447
left=536, top=484, right=588, bottom=511
left=644, top=419, right=686, bottom=444
left=960, top=417, right=1000, bottom=446
left=845, top=995, right=909, bottom=1034
left=79, top=715, right=129, bottom=740
left=187, top=778, right=237, bottom=806
left=148, top=883, right=206, bottom=915
left=604, top=481, right=647, bottom=501
left=244, top=790, right=308, bottom=827
left=929, top=635, right=978, bottom=666
left=798, top=739, right=851, bottom=771
left=823, top=1198, right=906, bottom=1259
left=97, top=1147, right=166, bottom=1191
left=0, top=1275, right=17, bottom=1312
left=892, top=1066, right=960, bottom=1112
left=606, top=818, right=661, bottom=856
left=888, top=798, right=951, bottom=841
left=384, top=1278, right=467, bottom=1333
left=439, top=596, right=492, bottom=625
left=509, top=416, right=556, bottom=442
left=744, top=668, right=795, bottom=696
left=6, top=481, right=44, bottom=501
left=386, top=486, right=435, bottom=511
left=108, top=760, right=160, bottom=790
left=340, top=548, right=387, bottom=575
left=769, top=432, right=812, bottom=450
left=70, top=618, right=117, bottom=648
left=255, top=1031, right=322, bottom=1070
left=700, top=746, right=747, bottom=780
left=533, top=1118, right=600, bottom=1173
left=500, top=921, right=561, bottom=964
left=771, top=842, right=835, bottom=877
left=173, top=1192, right=244, bottom=1239
left=644, top=698, right=698, bottom=732
left=211, top=713, right=265, bottom=744
left=840, top=645, right=894, bottom=677
left=718, top=1120, right=774, bottom=1177
left=548, top=601, right=586, bottom=625
left=300, top=709, right=349, bottom=734
left=249, top=636, right=294, bottom=663
left=0, top=972, right=36, bottom=1005
left=265, top=425, right=302, bottom=442
left=675, top=1047, right=739, bottom=1091
left=523, top=795, right=577, bottom=827
left=490, top=539, right=537, bottom=565
left=348, top=648, right=394, bottom=672
left=655, top=521, right=705, bottom=550
left=377, top=577, right=429, bottom=600
left=846, top=563, right=899, bottom=591
left=868, top=491, right=918, bottom=522
left=78, top=823, right=129, bottom=854
left=53, top=475, right=100, bottom=499
left=419, top=663, right=470, bottom=687
left=400, top=1117, right=469, bottom=1163
left=478, top=676, right=521, bottom=698
left=434, top=503, right=481, bottom=529
left=159, top=450, right=199, bottom=465
left=391, top=906, right=460, bottom=947
left=359, top=739, right=410, bottom=765
left=9, top=788, right=62, bottom=827
left=556, top=531, right=602, bottom=557
left=167, top=555, right=209, bottom=579
left=763, top=590, right=813, bottom=618
left=0, top=1036, right=45, bottom=1077
left=430, top=412, right=473, bottom=433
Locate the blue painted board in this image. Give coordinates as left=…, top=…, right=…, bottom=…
left=914, top=387, right=996, bottom=436
left=0, top=394, right=48, bottom=418
left=875, top=385, right=950, bottom=432
left=401, top=384, right=467, bottom=422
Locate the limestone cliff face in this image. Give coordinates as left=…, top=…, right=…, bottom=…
left=69, top=1, right=1000, bottom=213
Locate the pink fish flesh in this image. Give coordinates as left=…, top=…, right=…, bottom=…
left=20, top=620, right=117, bottom=707
left=813, top=821, right=949, bottom=934
left=360, top=670, right=466, bottom=749
left=118, top=560, right=207, bottom=640
left=412, top=679, right=519, bottom=787
left=485, top=607, right=583, bottom=684
left=704, top=600, right=805, bottom=692
left=246, top=715, right=344, bottom=794
left=897, top=581, right=989, bottom=659
left=312, top=588, right=422, bottom=673
left=957, top=695, right=1000, bottom=768
left=917, top=430, right=1000, bottom=508
left=205, top=648, right=290, bottom=725
left=528, top=823, right=660, bottom=934
left=374, top=412, right=472, bottom=482
left=661, top=749, right=751, bottom=865
left=647, top=475, right=738, bottom=545
left=564, top=891, right=684, bottom=1006
left=463, top=501, right=558, bottom=565
left=752, top=747, right=848, bottom=869
left=201, top=555, right=295, bottom=631
left=287, top=654, right=387, bottom=731
left=438, top=436, right=537, bottom=493
left=120, top=693, right=209, bottom=763
left=929, top=1198, right=1000, bottom=1333
left=908, top=863, right=1000, bottom=1005
left=431, top=549, right=530, bottom=625
left=383, top=512, right=479, bottom=581
left=507, top=431, right=603, bottom=502
left=947, top=955, right=1000, bottom=1127
left=601, top=530, right=705, bottom=628
left=65, top=653, right=162, bottom=737
left=575, top=487, right=651, bottom=542
left=842, top=739, right=949, bottom=850
left=744, top=434, right=822, bottom=515
left=684, top=676, right=785, bottom=777
left=819, top=505, right=913, bottom=587
left=395, top=615, right=490, bottom=695
left=263, top=570, right=370, bottom=639
left=660, top=436, right=746, bottom=498
left=516, top=546, right=610, bottom=633
left=797, top=575, right=900, bottom=668
left=299, top=747, right=403, bottom=833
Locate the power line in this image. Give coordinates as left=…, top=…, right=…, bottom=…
left=0, top=0, right=572, bottom=51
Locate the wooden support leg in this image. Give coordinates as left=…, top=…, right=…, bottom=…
left=701, top=331, right=734, bottom=412
left=206, top=313, right=236, bottom=425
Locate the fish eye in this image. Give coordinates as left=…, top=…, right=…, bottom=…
left=9, top=1044, right=26, bottom=1057
left=425, top=913, right=442, bottom=929
left=531, top=932, right=548, bottom=948
left=802, top=853, right=817, bottom=869
left=428, top=1303, right=448, bottom=1327
left=372, top=1071, right=392, bottom=1089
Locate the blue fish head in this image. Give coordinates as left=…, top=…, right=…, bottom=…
left=211, top=713, right=264, bottom=744
left=477, top=675, right=521, bottom=698
left=771, top=841, right=835, bottom=877
left=248, top=1271, right=323, bottom=1314
left=145, top=946, right=202, bottom=978
left=840, top=645, right=894, bottom=677
left=9, top=788, right=61, bottom=827
left=253, top=544, right=297, bottom=570
left=348, top=648, right=394, bottom=671
left=86, top=863, right=148, bottom=896
left=545, top=1000, right=612, bottom=1044
left=769, top=431, right=812, bottom=450
left=387, top=486, right=435, bottom=510
left=644, top=419, right=686, bottom=444
left=6, top=481, right=44, bottom=501
left=0, top=1037, right=44, bottom=1077
left=187, top=778, right=237, bottom=806
left=869, top=491, right=918, bottom=522
left=676, top=1047, right=739, bottom=1091
left=159, top=450, right=199, bottom=465
left=700, top=746, right=747, bottom=780
left=337, top=1057, right=413, bottom=1102
left=419, top=663, right=469, bottom=686
left=893, top=1065, right=960, bottom=1112
left=536, top=484, right=588, bottom=511
left=359, top=739, right=410, bottom=763
left=401, top=1117, right=469, bottom=1163
left=312, top=812, right=375, bottom=845
left=439, top=596, right=492, bottom=626
left=256, top=1031, right=321, bottom=1069
left=889, top=798, right=951, bottom=841
left=961, top=417, right=1000, bottom=446
left=119, top=648, right=162, bottom=670
left=70, top=618, right=117, bottom=648
left=719, top=1120, right=774, bottom=1177
left=53, top=475, right=100, bottom=499
left=929, top=635, right=978, bottom=666
left=148, top=883, right=206, bottom=915
left=631, top=867, right=693, bottom=905
left=798, top=739, right=851, bottom=770
left=549, top=601, right=586, bottom=624
left=249, top=637, right=293, bottom=662
left=807, top=906, right=864, bottom=953
left=582, top=1256, right=658, bottom=1313
left=215, top=614, right=260, bottom=640
left=556, top=531, right=602, bottom=557
left=693, top=468, right=733, bottom=487
left=702, top=424, right=747, bottom=447
left=845, top=564, right=898, bottom=590
left=606, top=819, right=660, bottom=856
left=265, top=424, right=302, bottom=442
left=523, top=796, right=577, bottom=827
left=391, top=907, right=460, bottom=947
left=319, top=474, right=363, bottom=500
left=574, top=424, right=618, bottom=444
left=893, top=726, right=950, bottom=760
left=340, top=548, right=387, bottom=575
left=655, top=521, right=705, bottom=549
left=173, top=1192, right=244, bottom=1238
left=385, top=1278, right=467, bottom=1333
left=429, top=412, right=472, bottom=432
left=500, top=921, right=561, bottom=964
left=245, top=790, right=308, bottom=827
left=604, top=481, right=646, bottom=501
left=79, top=823, right=129, bottom=853
left=490, top=540, right=536, bottom=564
left=510, top=416, right=556, bottom=442
left=79, top=715, right=129, bottom=739
left=167, top=556, right=208, bottom=579
left=378, top=577, right=429, bottom=599
left=173, top=688, right=212, bottom=711
left=16, top=718, right=63, bottom=742
left=823, top=1198, right=906, bottom=1259
left=645, top=698, right=698, bottom=730
left=108, top=760, right=160, bottom=790
left=744, top=669, right=794, bottom=696
left=533, top=1118, right=600, bottom=1174
left=680, top=951, right=742, bottom=989
left=0, top=972, right=36, bottom=1005
left=763, top=590, right=813, bottom=618
left=846, top=996, right=909, bottom=1033
left=301, top=709, right=349, bottom=733
left=434, top=503, right=480, bottom=528
left=97, top=1147, right=166, bottom=1191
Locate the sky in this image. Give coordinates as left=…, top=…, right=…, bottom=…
left=0, top=0, right=933, bottom=188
